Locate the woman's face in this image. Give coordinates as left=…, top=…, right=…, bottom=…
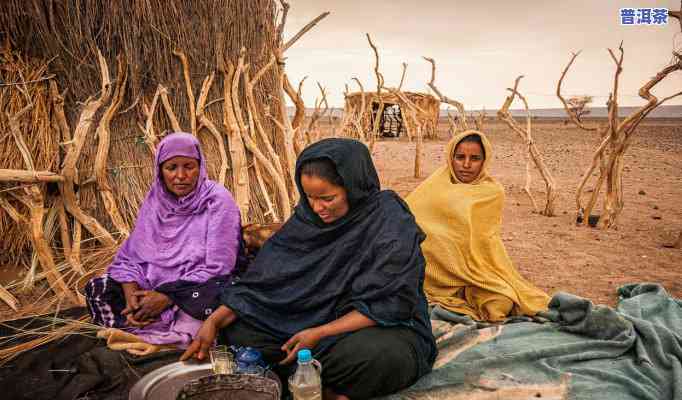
left=452, top=141, right=485, bottom=183
left=300, top=174, right=349, bottom=224
left=161, top=156, right=200, bottom=197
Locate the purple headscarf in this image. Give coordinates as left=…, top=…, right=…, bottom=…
left=108, top=132, right=241, bottom=288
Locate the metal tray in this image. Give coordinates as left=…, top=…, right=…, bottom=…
left=129, top=360, right=213, bottom=400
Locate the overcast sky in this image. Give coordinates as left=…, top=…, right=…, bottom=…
left=282, top=0, right=682, bottom=109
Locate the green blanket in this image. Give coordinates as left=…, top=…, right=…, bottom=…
left=388, top=283, right=682, bottom=400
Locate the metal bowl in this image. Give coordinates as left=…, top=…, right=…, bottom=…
left=129, top=360, right=213, bottom=400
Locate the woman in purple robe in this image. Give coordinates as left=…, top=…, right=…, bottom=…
left=84, top=132, right=242, bottom=348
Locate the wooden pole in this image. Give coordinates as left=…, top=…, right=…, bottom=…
left=0, top=169, right=64, bottom=183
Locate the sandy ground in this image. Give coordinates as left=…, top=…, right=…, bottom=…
left=0, top=118, right=680, bottom=320
left=372, top=119, right=682, bottom=306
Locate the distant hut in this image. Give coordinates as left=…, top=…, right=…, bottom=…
left=343, top=91, right=439, bottom=139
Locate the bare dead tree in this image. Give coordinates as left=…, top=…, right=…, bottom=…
left=423, top=56, right=469, bottom=131
left=560, top=44, right=682, bottom=228
left=566, top=96, right=593, bottom=123
left=498, top=76, right=557, bottom=216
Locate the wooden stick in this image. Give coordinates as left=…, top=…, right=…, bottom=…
left=25, top=186, right=78, bottom=302
left=141, top=85, right=162, bottom=155
left=55, top=196, right=83, bottom=274
left=283, top=73, right=306, bottom=132
left=0, top=283, right=19, bottom=312
left=351, top=78, right=367, bottom=141
left=243, top=73, right=279, bottom=223
left=423, top=56, right=469, bottom=130
left=498, top=76, right=557, bottom=216
left=94, top=56, right=130, bottom=237
left=60, top=48, right=116, bottom=247
left=398, top=62, right=407, bottom=91
left=221, top=60, right=251, bottom=224
left=173, top=49, right=197, bottom=136
left=366, top=33, right=385, bottom=152
left=72, top=217, right=82, bottom=267
left=276, top=0, right=291, bottom=46
left=0, top=169, right=64, bottom=183
left=556, top=51, right=597, bottom=131
left=7, top=104, right=35, bottom=171
left=245, top=62, right=285, bottom=180
left=272, top=55, right=300, bottom=204
left=244, top=63, right=291, bottom=221
left=305, top=82, right=329, bottom=144
left=196, top=73, right=229, bottom=186
left=575, top=129, right=610, bottom=224
left=49, top=81, right=72, bottom=147
left=231, top=49, right=249, bottom=139
left=241, top=128, right=291, bottom=221
left=0, top=194, right=27, bottom=225
left=159, top=85, right=183, bottom=133
left=282, top=12, right=330, bottom=52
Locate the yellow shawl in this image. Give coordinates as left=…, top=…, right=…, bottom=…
left=406, top=130, right=549, bottom=321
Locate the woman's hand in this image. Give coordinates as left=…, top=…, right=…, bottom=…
left=121, top=282, right=141, bottom=315
left=180, top=318, right=218, bottom=361
left=131, top=290, right=172, bottom=321
left=180, top=306, right=238, bottom=361
left=279, top=310, right=377, bottom=365
left=280, top=327, right=325, bottom=365
left=121, top=282, right=153, bottom=326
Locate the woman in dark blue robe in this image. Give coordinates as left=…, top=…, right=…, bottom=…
left=182, top=138, right=436, bottom=399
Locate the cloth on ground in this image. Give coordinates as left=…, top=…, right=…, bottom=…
left=406, top=130, right=549, bottom=321
left=384, top=283, right=682, bottom=400
left=95, top=132, right=241, bottom=347
left=3, top=283, right=680, bottom=400
left=0, top=314, right=184, bottom=400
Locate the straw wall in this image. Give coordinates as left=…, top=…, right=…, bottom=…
left=0, top=0, right=291, bottom=264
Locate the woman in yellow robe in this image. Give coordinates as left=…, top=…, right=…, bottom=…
left=406, top=130, right=549, bottom=322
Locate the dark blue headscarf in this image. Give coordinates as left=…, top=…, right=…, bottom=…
left=221, top=138, right=436, bottom=370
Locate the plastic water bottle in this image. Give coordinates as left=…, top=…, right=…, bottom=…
left=288, top=349, right=322, bottom=400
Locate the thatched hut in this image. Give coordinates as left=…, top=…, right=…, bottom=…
left=0, top=0, right=312, bottom=303
left=342, top=91, right=439, bottom=139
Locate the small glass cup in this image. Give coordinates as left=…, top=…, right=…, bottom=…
left=209, top=345, right=234, bottom=375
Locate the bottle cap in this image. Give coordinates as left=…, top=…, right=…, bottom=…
left=297, top=349, right=312, bottom=362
